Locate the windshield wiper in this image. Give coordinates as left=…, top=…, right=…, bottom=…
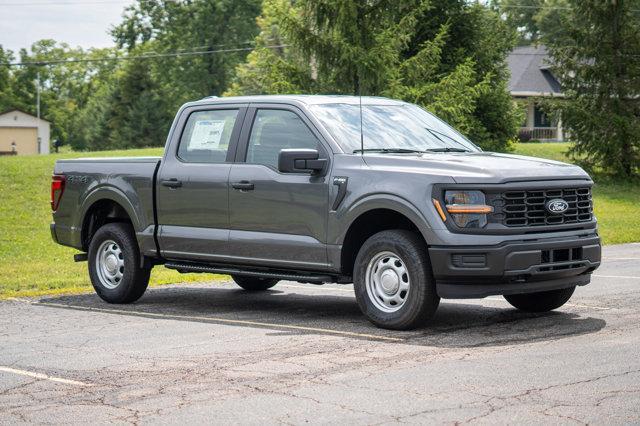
left=424, top=147, right=470, bottom=153
left=424, top=128, right=474, bottom=152
left=353, top=148, right=426, bottom=154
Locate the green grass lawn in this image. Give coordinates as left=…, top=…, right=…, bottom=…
left=0, top=143, right=638, bottom=298
left=511, top=141, right=572, bottom=163
left=0, top=147, right=221, bottom=299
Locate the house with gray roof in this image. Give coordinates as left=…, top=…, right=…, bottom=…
left=507, top=45, right=564, bottom=141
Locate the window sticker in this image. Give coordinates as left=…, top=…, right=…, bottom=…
left=189, top=120, right=226, bottom=150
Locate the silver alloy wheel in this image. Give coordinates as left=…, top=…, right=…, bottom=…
left=95, top=239, right=125, bottom=289
left=365, top=251, right=410, bottom=313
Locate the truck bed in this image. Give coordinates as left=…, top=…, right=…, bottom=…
left=52, top=156, right=161, bottom=255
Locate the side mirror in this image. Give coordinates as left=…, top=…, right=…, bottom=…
left=278, top=149, right=327, bottom=174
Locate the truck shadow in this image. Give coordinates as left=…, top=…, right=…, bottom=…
left=38, top=284, right=606, bottom=348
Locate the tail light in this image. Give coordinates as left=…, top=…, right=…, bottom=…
left=51, top=174, right=66, bottom=211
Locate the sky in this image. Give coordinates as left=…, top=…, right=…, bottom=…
left=0, top=0, right=135, bottom=54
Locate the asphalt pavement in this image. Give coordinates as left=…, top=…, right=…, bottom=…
left=1, top=244, right=639, bottom=424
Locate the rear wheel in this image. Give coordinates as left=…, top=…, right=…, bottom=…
left=232, top=275, right=278, bottom=291
left=88, top=223, right=150, bottom=303
left=504, top=286, right=575, bottom=312
left=353, top=230, right=439, bottom=330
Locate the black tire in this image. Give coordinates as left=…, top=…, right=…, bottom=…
left=88, top=222, right=150, bottom=303
left=504, top=286, right=575, bottom=312
left=353, top=230, right=439, bottom=330
left=232, top=275, right=278, bottom=291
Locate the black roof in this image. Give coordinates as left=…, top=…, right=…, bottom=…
left=507, top=45, right=562, bottom=96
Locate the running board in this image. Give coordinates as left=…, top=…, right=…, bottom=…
left=164, top=261, right=336, bottom=284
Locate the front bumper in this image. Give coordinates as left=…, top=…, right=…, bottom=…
left=428, top=233, right=601, bottom=298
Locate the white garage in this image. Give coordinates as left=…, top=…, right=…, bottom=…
left=0, top=109, right=50, bottom=155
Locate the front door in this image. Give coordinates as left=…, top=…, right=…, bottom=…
left=156, top=105, right=246, bottom=261
left=228, top=106, right=331, bottom=270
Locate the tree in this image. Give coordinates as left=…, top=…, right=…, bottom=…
left=532, top=0, right=572, bottom=45
left=493, top=0, right=545, bottom=44
left=492, top=0, right=570, bottom=45
left=224, top=0, right=316, bottom=95
left=112, top=0, right=261, bottom=111
left=405, top=0, right=522, bottom=150
left=227, top=0, right=521, bottom=152
left=108, top=58, right=170, bottom=149
left=0, top=40, right=123, bottom=150
left=545, top=0, right=640, bottom=176
left=278, top=0, right=420, bottom=95
left=73, top=54, right=170, bottom=151
left=0, top=47, right=18, bottom=111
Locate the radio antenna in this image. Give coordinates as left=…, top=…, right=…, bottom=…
left=358, top=79, right=364, bottom=155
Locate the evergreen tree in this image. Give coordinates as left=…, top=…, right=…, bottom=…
left=115, top=59, right=170, bottom=148
left=224, top=0, right=316, bottom=95
left=531, top=0, right=572, bottom=45
left=545, top=0, right=640, bottom=176
left=227, top=0, right=521, bottom=152
left=278, top=0, right=418, bottom=95
left=79, top=57, right=169, bottom=151
left=406, top=0, right=521, bottom=151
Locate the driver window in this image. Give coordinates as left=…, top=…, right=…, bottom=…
left=247, top=109, right=318, bottom=169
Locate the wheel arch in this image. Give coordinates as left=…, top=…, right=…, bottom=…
left=338, top=196, right=435, bottom=276
left=79, top=187, right=140, bottom=251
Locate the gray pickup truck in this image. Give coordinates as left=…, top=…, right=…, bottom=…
left=51, top=95, right=601, bottom=330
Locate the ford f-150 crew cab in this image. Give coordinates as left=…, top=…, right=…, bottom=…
left=50, top=95, right=601, bottom=330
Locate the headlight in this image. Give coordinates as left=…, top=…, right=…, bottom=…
left=435, top=190, right=493, bottom=228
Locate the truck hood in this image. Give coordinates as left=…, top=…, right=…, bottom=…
left=362, top=152, right=592, bottom=184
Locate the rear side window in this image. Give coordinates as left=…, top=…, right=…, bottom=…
left=246, top=109, right=319, bottom=169
left=178, top=109, right=239, bottom=163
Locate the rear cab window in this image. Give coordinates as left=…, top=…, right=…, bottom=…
left=177, top=109, right=239, bottom=163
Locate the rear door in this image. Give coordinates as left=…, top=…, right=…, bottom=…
left=156, top=104, right=247, bottom=261
left=227, top=104, right=332, bottom=270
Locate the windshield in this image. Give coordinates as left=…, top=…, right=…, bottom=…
left=308, top=103, right=480, bottom=153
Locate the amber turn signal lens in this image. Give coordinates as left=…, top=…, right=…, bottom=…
left=432, top=198, right=447, bottom=221
left=445, top=204, right=494, bottom=214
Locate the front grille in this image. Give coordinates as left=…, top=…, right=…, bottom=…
left=493, top=187, right=593, bottom=227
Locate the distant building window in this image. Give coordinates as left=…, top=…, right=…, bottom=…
left=534, top=105, right=551, bottom=127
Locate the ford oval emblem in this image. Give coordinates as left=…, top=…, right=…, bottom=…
left=546, top=199, right=569, bottom=214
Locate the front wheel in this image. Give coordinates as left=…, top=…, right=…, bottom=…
left=88, top=222, right=150, bottom=303
left=504, top=286, right=575, bottom=312
left=353, top=230, right=439, bottom=330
